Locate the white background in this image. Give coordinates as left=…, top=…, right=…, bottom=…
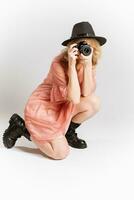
left=0, top=0, right=134, bottom=200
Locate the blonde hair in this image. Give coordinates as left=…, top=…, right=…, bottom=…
left=60, top=38, right=102, bottom=70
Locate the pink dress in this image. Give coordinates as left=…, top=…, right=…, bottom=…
left=24, top=53, right=84, bottom=144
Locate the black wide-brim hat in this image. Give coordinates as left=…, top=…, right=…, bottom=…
left=61, top=21, right=107, bottom=46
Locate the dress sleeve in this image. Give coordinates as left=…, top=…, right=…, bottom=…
left=50, top=61, right=68, bottom=103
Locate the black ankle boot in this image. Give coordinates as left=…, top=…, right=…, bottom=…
left=65, top=121, right=87, bottom=149
left=3, top=113, right=31, bottom=149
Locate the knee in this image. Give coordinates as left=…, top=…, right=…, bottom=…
left=53, top=147, right=70, bottom=160
left=90, top=95, right=101, bottom=112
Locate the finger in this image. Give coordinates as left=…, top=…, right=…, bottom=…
left=72, top=47, right=78, bottom=50
left=73, top=52, right=79, bottom=56
left=72, top=49, right=79, bottom=53
left=69, top=43, right=78, bottom=49
left=90, top=47, right=94, bottom=53
left=71, top=52, right=79, bottom=57
left=69, top=47, right=78, bottom=53
left=68, top=48, right=78, bottom=54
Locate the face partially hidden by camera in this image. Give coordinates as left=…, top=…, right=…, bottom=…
left=61, top=37, right=101, bottom=70
left=67, top=38, right=97, bottom=66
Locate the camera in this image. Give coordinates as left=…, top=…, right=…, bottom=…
left=75, top=41, right=91, bottom=56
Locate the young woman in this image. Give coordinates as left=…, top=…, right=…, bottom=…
left=3, top=21, right=107, bottom=160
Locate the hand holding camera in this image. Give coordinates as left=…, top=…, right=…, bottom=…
left=75, top=41, right=93, bottom=66
left=67, top=43, right=80, bottom=66
left=68, top=41, right=93, bottom=67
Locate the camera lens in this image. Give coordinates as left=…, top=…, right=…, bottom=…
left=77, top=42, right=91, bottom=56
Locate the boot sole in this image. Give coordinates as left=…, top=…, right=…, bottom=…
left=3, top=127, right=17, bottom=148
left=69, top=142, right=88, bottom=149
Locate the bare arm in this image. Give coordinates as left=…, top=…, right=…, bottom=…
left=66, top=43, right=81, bottom=104
left=91, top=67, right=97, bottom=93
left=81, top=63, right=96, bottom=96
left=67, top=63, right=81, bottom=104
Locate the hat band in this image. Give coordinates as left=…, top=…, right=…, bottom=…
left=76, top=33, right=90, bottom=37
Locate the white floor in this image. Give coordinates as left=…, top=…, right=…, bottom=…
left=0, top=116, right=134, bottom=200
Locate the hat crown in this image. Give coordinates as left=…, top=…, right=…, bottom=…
left=71, top=21, right=95, bottom=38
left=61, top=21, right=107, bottom=46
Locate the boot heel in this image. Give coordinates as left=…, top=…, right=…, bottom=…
left=3, top=127, right=18, bottom=148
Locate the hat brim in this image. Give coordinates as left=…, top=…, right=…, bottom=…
left=61, top=35, right=107, bottom=46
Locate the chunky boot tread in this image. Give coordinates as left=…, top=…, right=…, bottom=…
left=3, top=128, right=17, bottom=148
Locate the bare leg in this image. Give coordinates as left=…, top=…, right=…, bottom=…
left=31, top=135, right=70, bottom=160
left=71, top=94, right=101, bottom=123
left=72, top=109, right=97, bottom=123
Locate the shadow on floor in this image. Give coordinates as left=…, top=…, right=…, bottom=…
left=14, top=146, right=52, bottom=160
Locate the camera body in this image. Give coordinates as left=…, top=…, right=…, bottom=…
left=75, top=41, right=91, bottom=56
